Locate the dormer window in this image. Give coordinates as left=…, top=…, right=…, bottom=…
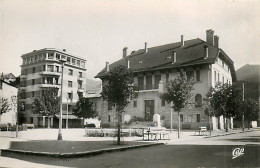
left=204, top=46, right=208, bottom=59
left=172, top=52, right=176, bottom=64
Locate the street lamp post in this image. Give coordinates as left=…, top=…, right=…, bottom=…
left=57, top=59, right=66, bottom=140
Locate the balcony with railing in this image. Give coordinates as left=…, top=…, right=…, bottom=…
left=39, top=81, right=60, bottom=88
left=77, top=87, right=84, bottom=92
left=39, top=69, right=61, bottom=76
left=133, top=84, right=159, bottom=92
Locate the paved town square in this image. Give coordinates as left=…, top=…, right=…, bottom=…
left=0, top=129, right=259, bottom=167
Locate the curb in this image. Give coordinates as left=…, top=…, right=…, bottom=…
left=1, top=142, right=164, bottom=158
left=204, top=129, right=255, bottom=138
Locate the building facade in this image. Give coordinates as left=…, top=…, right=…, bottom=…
left=0, top=79, right=18, bottom=125
left=20, top=48, right=87, bottom=128
left=95, top=30, right=236, bottom=130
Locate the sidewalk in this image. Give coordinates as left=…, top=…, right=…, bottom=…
left=1, top=128, right=257, bottom=149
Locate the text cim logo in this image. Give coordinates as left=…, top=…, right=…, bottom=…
left=232, top=147, right=244, bottom=159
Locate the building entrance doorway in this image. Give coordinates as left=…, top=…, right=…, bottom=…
left=144, top=100, right=154, bottom=121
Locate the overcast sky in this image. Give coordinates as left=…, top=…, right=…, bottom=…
left=0, top=0, right=259, bottom=81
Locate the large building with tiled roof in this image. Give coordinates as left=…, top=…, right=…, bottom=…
left=95, top=30, right=236, bottom=130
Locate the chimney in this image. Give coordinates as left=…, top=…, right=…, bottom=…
left=145, top=42, right=148, bottom=53
left=181, top=35, right=184, bottom=47
left=106, top=62, right=109, bottom=72
left=214, top=36, right=219, bottom=48
left=206, top=29, right=214, bottom=46
left=204, top=46, right=208, bottom=59
left=127, top=58, right=130, bottom=69
left=123, top=47, right=128, bottom=58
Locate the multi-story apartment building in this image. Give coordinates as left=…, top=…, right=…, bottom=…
left=95, top=30, right=236, bottom=130
left=20, top=48, right=87, bottom=128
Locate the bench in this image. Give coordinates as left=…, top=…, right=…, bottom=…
left=142, top=127, right=170, bottom=141
left=194, top=126, right=208, bottom=136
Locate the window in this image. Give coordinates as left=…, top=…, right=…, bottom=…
left=138, top=76, right=144, bottom=90
left=42, top=77, right=45, bottom=84
left=222, top=76, right=224, bottom=84
left=68, top=81, right=72, bottom=87
left=68, top=69, right=73, bottom=75
left=81, top=62, right=85, bottom=68
left=79, top=72, right=82, bottom=78
left=154, top=74, right=161, bottom=89
left=32, top=67, right=36, bottom=73
left=196, top=70, right=200, bottom=81
left=195, top=94, right=202, bottom=107
left=48, top=53, right=54, bottom=59
left=68, top=105, right=72, bottom=112
left=30, top=117, right=33, bottom=124
left=47, top=77, right=53, bottom=84
left=72, top=58, right=76, bottom=65
left=78, top=81, right=82, bottom=89
left=108, top=115, right=111, bottom=122
left=214, top=71, right=216, bottom=82
left=47, top=65, right=54, bottom=72
left=108, top=101, right=112, bottom=110
left=42, top=65, right=46, bottom=71
left=54, top=78, right=59, bottom=85
left=186, top=71, right=194, bottom=80
left=68, top=93, right=72, bottom=100
left=166, top=73, right=169, bottom=83
left=180, top=114, right=183, bottom=123
left=56, top=66, right=59, bottom=73
left=77, top=60, right=80, bottom=66
left=78, top=92, right=83, bottom=99
left=146, top=76, right=152, bottom=90
left=32, top=91, right=35, bottom=98
left=161, top=98, right=165, bottom=106
left=42, top=54, right=46, bottom=60
left=56, top=54, right=60, bottom=60
left=197, top=114, right=201, bottom=122
left=67, top=57, right=71, bottom=63
left=61, top=55, right=66, bottom=60
left=32, top=79, right=35, bottom=85
left=133, top=100, right=137, bottom=108
left=21, top=102, right=25, bottom=111
left=185, top=115, right=193, bottom=122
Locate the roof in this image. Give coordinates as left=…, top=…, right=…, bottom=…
left=95, top=38, right=236, bottom=81
left=21, top=48, right=86, bottom=61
